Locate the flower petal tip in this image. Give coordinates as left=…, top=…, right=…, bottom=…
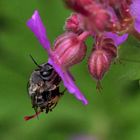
left=32, top=10, right=39, bottom=20
left=26, top=10, right=51, bottom=53
left=26, top=10, right=39, bottom=28
left=82, top=99, right=88, bottom=105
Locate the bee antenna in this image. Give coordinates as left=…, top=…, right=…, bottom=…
left=29, top=54, right=41, bottom=68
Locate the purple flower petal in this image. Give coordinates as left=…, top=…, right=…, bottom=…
left=27, top=10, right=88, bottom=105
left=130, top=0, right=140, bottom=33
left=104, top=32, right=128, bottom=46
left=48, top=58, right=88, bottom=105
left=134, top=19, right=140, bottom=33
left=130, top=0, right=140, bottom=22
left=27, top=10, right=51, bottom=55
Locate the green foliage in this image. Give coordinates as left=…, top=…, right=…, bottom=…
left=0, top=0, right=140, bottom=140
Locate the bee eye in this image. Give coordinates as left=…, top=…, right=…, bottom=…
left=40, top=63, right=54, bottom=80
left=40, top=71, right=52, bottom=77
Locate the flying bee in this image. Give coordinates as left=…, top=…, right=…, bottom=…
left=24, top=55, right=66, bottom=121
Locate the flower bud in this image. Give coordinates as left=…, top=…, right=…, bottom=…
left=65, top=0, right=114, bottom=33
left=64, top=0, right=93, bottom=16
left=88, top=36, right=118, bottom=90
left=100, top=38, right=117, bottom=59
left=83, top=3, right=114, bottom=32
left=108, top=0, right=133, bottom=33
left=65, top=13, right=84, bottom=34
left=88, top=49, right=111, bottom=81
left=53, top=32, right=88, bottom=68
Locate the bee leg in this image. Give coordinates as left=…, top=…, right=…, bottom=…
left=48, top=102, right=57, bottom=112
left=51, top=103, right=57, bottom=110
left=31, top=95, right=40, bottom=119
left=50, top=102, right=58, bottom=112
left=33, top=106, right=39, bottom=120
left=45, top=108, right=49, bottom=114
left=31, top=93, right=37, bottom=109
left=60, top=88, right=67, bottom=95
left=45, top=103, right=52, bottom=113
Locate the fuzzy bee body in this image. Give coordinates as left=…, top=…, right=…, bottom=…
left=28, top=61, right=64, bottom=115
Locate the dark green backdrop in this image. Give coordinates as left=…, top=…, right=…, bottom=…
left=1, top=0, right=140, bottom=140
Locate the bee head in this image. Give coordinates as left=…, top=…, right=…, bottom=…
left=39, top=63, right=54, bottom=81
left=30, top=55, right=54, bottom=81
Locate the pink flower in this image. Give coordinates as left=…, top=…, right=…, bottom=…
left=27, top=10, right=88, bottom=104
left=65, top=0, right=115, bottom=33
left=88, top=49, right=111, bottom=81
left=53, top=32, right=87, bottom=68
left=65, top=13, right=84, bottom=34
left=26, top=0, right=140, bottom=100
left=130, top=0, right=140, bottom=37
left=88, top=35, right=117, bottom=88
left=65, top=0, right=140, bottom=39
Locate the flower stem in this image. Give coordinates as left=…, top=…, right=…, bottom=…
left=78, top=31, right=91, bottom=41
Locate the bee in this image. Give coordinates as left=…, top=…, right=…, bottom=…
left=24, top=55, right=65, bottom=121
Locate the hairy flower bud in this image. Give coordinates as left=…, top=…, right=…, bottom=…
left=100, top=38, right=117, bottom=59
left=108, top=0, right=133, bottom=33
left=88, top=49, right=111, bottom=82
left=65, top=0, right=115, bottom=33
left=65, top=13, right=84, bottom=34
left=53, top=32, right=89, bottom=68
left=64, top=0, right=93, bottom=16
left=88, top=36, right=118, bottom=89
left=84, top=3, right=114, bottom=32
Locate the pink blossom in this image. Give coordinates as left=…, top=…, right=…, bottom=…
left=27, top=10, right=88, bottom=104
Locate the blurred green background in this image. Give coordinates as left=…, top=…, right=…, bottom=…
left=1, top=0, right=140, bottom=140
